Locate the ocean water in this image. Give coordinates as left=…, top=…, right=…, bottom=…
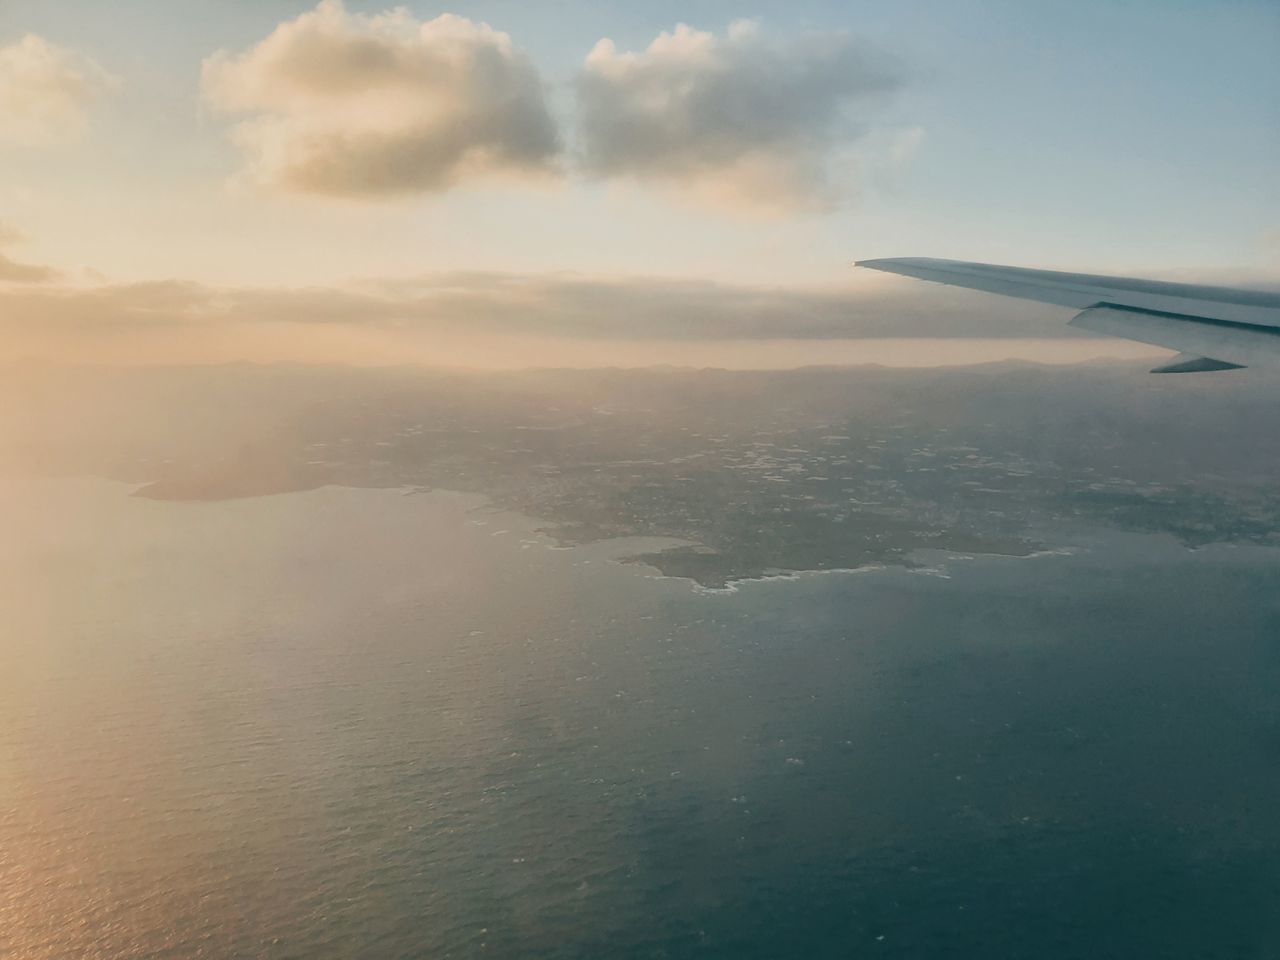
left=2, top=478, right=1280, bottom=959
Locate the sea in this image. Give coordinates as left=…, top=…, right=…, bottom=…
left=2, top=478, right=1279, bottom=959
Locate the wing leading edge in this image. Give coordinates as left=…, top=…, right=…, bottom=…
left=856, top=257, right=1280, bottom=373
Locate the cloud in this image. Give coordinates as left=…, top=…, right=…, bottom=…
left=0, top=222, right=60, bottom=283
left=0, top=254, right=59, bottom=284
left=0, top=270, right=1079, bottom=350
left=4, top=271, right=1166, bottom=370
left=0, top=35, right=117, bottom=146
left=202, top=1, right=560, bottom=197
left=576, top=21, right=906, bottom=215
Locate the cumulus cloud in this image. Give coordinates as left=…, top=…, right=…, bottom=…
left=202, top=1, right=560, bottom=197
left=0, top=34, right=117, bottom=146
left=576, top=20, right=905, bottom=215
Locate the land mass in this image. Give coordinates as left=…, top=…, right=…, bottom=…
left=10, top=363, right=1280, bottom=587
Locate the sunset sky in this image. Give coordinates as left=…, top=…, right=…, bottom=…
left=1, top=0, right=1277, bottom=365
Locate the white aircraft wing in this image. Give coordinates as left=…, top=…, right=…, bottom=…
left=856, top=257, right=1280, bottom=373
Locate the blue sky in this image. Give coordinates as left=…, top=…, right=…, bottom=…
left=0, top=0, right=1276, bottom=365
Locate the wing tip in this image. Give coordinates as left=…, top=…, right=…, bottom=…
left=853, top=257, right=941, bottom=272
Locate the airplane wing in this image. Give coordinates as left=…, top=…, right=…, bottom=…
left=855, top=257, right=1280, bottom=373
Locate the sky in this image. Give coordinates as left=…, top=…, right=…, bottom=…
left=0, top=0, right=1277, bottom=367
